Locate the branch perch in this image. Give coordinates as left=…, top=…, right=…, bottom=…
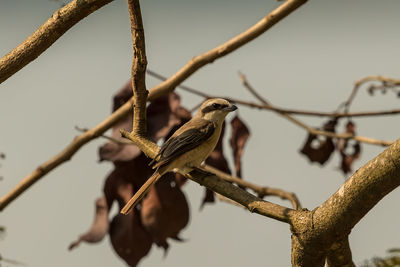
left=0, top=0, right=114, bottom=84
left=203, top=164, right=302, bottom=210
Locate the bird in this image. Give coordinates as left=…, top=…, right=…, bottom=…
left=120, top=98, right=237, bottom=214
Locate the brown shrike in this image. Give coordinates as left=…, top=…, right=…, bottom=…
left=121, top=98, right=237, bottom=214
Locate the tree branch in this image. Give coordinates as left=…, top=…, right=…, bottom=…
left=340, top=75, right=400, bottom=112
left=203, top=164, right=302, bottom=210
left=326, top=237, right=355, bottom=267
left=188, top=170, right=296, bottom=223
left=314, top=138, right=400, bottom=239
left=147, top=69, right=400, bottom=119
left=0, top=0, right=307, bottom=211
left=75, top=126, right=132, bottom=145
left=127, top=0, right=148, bottom=135
left=239, top=73, right=393, bottom=147
left=290, top=138, right=400, bottom=266
left=0, top=0, right=114, bottom=84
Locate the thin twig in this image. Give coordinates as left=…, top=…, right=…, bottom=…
left=340, top=75, right=400, bottom=112
left=239, top=73, right=393, bottom=147
left=238, top=71, right=270, bottom=105
left=0, top=0, right=308, bottom=211
left=203, top=164, right=302, bottom=210
left=148, top=69, right=400, bottom=119
left=75, top=126, right=132, bottom=145
left=0, top=0, right=114, bottom=84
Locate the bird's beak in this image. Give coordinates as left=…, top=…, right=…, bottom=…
left=224, top=104, right=238, bottom=112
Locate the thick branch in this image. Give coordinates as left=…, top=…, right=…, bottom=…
left=326, top=237, right=355, bottom=267
left=313, top=138, right=400, bottom=239
left=0, top=0, right=114, bottom=84
left=0, top=0, right=307, bottom=211
left=127, top=0, right=148, bottom=135
left=290, top=138, right=400, bottom=266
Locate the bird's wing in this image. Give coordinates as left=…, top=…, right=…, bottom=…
left=150, top=119, right=215, bottom=169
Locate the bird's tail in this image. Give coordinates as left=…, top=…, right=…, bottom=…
left=120, top=172, right=162, bottom=215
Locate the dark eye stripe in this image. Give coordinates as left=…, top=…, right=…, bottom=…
left=201, top=103, right=229, bottom=113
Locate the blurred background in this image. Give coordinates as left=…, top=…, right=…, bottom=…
left=1, top=0, right=400, bottom=266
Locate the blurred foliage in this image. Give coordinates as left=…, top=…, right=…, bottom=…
left=362, top=248, right=400, bottom=267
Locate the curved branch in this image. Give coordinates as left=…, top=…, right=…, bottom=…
left=188, top=170, right=296, bottom=223
left=0, top=0, right=114, bottom=84
left=0, top=0, right=307, bottom=211
left=313, top=138, right=400, bottom=238
left=203, top=164, right=302, bottom=210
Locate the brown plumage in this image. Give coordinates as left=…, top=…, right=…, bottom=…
left=121, top=98, right=237, bottom=214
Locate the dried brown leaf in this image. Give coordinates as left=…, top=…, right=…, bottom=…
left=68, top=196, right=109, bottom=250
left=337, top=121, right=361, bottom=174
left=230, top=116, right=250, bottom=178
left=300, top=119, right=337, bottom=165
left=109, top=212, right=153, bottom=267
left=103, top=153, right=154, bottom=209
left=140, top=173, right=189, bottom=253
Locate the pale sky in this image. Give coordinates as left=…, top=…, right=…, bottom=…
left=1, top=0, right=400, bottom=266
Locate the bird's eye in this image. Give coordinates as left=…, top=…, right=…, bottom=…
left=212, top=103, right=221, bottom=109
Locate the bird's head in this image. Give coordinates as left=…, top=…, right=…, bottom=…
left=195, top=98, right=237, bottom=123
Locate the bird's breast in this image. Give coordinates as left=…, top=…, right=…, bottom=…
left=165, top=122, right=222, bottom=173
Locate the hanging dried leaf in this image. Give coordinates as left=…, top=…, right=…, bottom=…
left=109, top=212, right=153, bottom=267
left=140, top=173, right=189, bottom=254
left=337, top=121, right=361, bottom=174
left=68, top=196, right=109, bottom=250
left=300, top=119, right=337, bottom=165
left=230, top=116, right=250, bottom=178
left=147, top=92, right=191, bottom=141
left=103, top=153, right=154, bottom=209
